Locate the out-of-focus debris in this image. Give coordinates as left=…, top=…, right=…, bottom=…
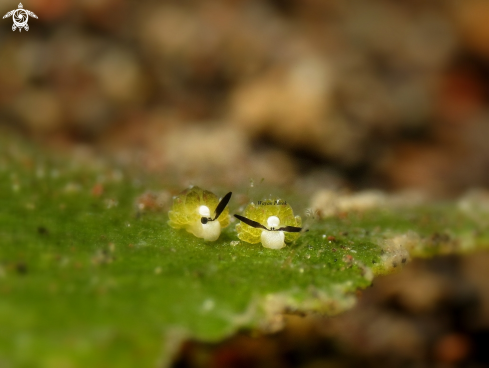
left=310, top=189, right=425, bottom=217
left=458, top=189, right=489, bottom=215
left=135, top=190, right=171, bottom=212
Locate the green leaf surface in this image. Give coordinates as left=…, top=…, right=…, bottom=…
left=1, top=136, right=488, bottom=368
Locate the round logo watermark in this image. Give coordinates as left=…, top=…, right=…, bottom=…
left=3, top=3, right=38, bottom=32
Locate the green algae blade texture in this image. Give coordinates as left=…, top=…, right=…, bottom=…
left=1, top=139, right=489, bottom=368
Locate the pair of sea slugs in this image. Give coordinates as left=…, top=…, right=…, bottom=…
left=167, top=186, right=302, bottom=249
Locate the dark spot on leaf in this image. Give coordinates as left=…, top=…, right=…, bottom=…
left=429, top=232, right=451, bottom=246
left=37, top=226, right=48, bottom=235
left=16, top=262, right=27, bottom=275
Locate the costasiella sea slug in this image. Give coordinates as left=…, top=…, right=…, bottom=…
left=168, top=186, right=232, bottom=241
left=234, top=199, right=302, bottom=249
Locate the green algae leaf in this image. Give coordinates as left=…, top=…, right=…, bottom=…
left=1, top=136, right=489, bottom=368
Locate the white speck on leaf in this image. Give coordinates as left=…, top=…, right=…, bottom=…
left=202, top=299, right=215, bottom=312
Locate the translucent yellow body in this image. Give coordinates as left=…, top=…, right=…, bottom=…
left=236, top=199, right=302, bottom=245
left=168, top=186, right=230, bottom=240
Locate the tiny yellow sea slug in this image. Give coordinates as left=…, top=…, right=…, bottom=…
left=168, top=186, right=232, bottom=241
left=235, top=199, right=302, bottom=249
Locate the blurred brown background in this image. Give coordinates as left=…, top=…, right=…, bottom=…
left=2, top=0, right=489, bottom=196
left=2, top=1, right=489, bottom=367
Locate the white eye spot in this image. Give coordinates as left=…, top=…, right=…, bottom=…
left=267, top=216, right=280, bottom=229
left=198, top=205, right=211, bottom=217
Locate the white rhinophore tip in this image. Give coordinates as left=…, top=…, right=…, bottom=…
left=267, top=216, right=280, bottom=229
left=198, top=205, right=211, bottom=217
